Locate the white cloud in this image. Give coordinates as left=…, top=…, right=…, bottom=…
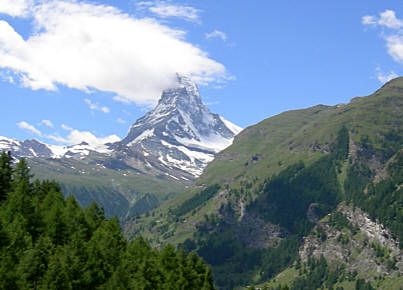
left=363, top=10, right=403, bottom=64
left=84, top=98, right=110, bottom=113
left=385, top=35, right=403, bottom=64
left=61, top=124, right=73, bottom=131
left=363, top=10, right=403, bottom=29
left=205, top=30, right=227, bottom=41
left=362, top=15, right=376, bottom=26
left=0, top=0, right=227, bottom=106
left=0, top=0, right=32, bottom=17
left=116, top=118, right=126, bottom=124
left=40, top=119, right=53, bottom=127
left=17, top=121, right=41, bottom=136
left=0, top=70, right=15, bottom=83
left=138, top=1, right=200, bottom=22
left=48, top=128, right=120, bottom=146
left=377, top=10, right=403, bottom=29
left=376, top=67, right=398, bottom=83
left=113, top=95, right=132, bottom=104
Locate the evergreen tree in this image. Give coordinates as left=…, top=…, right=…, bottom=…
left=0, top=151, right=12, bottom=202
left=0, top=153, right=216, bottom=289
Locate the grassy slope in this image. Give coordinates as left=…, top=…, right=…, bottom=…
left=127, top=77, right=403, bottom=244
left=199, top=77, right=402, bottom=187
left=28, top=156, right=188, bottom=219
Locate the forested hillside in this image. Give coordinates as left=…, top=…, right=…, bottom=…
left=125, top=77, right=403, bottom=289
left=0, top=152, right=215, bottom=290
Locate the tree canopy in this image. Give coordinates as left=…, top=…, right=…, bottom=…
left=0, top=152, right=215, bottom=289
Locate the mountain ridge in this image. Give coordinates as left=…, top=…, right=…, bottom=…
left=124, top=77, right=403, bottom=289
left=0, top=75, right=241, bottom=219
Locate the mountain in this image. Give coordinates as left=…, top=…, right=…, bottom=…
left=124, top=77, right=403, bottom=289
left=0, top=136, right=119, bottom=159
left=0, top=74, right=241, bottom=219
left=118, top=74, right=241, bottom=178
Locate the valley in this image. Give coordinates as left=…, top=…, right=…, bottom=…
left=0, top=1, right=402, bottom=289
left=124, top=77, right=403, bottom=289
left=1, top=77, right=402, bottom=289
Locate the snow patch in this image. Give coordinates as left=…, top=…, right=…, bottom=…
left=219, top=116, right=243, bottom=135
left=128, top=129, right=155, bottom=146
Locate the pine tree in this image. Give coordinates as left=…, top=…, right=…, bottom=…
left=0, top=153, right=217, bottom=289
left=0, top=151, right=12, bottom=202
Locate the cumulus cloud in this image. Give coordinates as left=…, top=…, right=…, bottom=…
left=205, top=30, right=227, bottom=41
left=138, top=1, right=200, bottom=22
left=40, top=119, right=53, bottom=127
left=17, top=121, right=41, bottom=136
left=116, top=118, right=126, bottom=124
left=385, top=34, right=403, bottom=64
left=48, top=127, right=120, bottom=146
left=0, top=0, right=227, bottom=106
left=377, top=10, right=403, bottom=29
left=363, top=10, right=403, bottom=64
left=84, top=98, right=110, bottom=113
left=0, top=0, right=32, bottom=17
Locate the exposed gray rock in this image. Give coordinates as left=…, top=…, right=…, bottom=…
left=119, top=74, right=241, bottom=177
left=299, top=205, right=402, bottom=281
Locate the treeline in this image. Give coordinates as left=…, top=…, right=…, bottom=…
left=344, top=131, right=403, bottom=248
left=180, top=127, right=351, bottom=289
left=250, top=126, right=349, bottom=236
left=0, top=152, right=215, bottom=289
left=172, top=184, right=220, bottom=217
left=291, top=256, right=373, bottom=290
left=263, top=256, right=373, bottom=290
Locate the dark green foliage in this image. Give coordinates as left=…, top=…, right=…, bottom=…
left=178, top=128, right=351, bottom=289
left=329, top=212, right=359, bottom=234
left=332, top=125, right=350, bottom=161
left=289, top=256, right=365, bottom=290
left=250, top=126, right=349, bottom=236
left=0, top=156, right=215, bottom=289
left=251, top=153, right=340, bottom=234
left=345, top=140, right=403, bottom=247
left=380, top=129, right=403, bottom=159
left=173, top=184, right=220, bottom=217
left=60, top=183, right=130, bottom=219
left=129, top=193, right=159, bottom=215
left=355, top=279, right=374, bottom=290
left=193, top=229, right=299, bottom=288
left=0, top=151, right=12, bottom=202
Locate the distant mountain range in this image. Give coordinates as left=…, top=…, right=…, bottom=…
left=0, top=74, right=241, bottom=218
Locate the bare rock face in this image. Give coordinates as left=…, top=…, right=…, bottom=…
left=1, top=75, right=242, bottom=181
left=339, top=205, right=400, bottom=254
left=214, top=195, right=288, bottom=249
left=118, top=74, right=242, bottom=178
left=299, top=205, right=402, bottom=280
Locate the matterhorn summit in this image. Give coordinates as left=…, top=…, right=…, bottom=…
left=0, top=74, right=241, bottom=181
left=120, top=74, right=242, bottom=177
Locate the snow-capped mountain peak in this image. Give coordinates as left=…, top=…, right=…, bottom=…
left=120, top=74, right=242, bottom=177
left=0, top=74, right=241, bottom=179
left=0, top=135, right=118, bottom=160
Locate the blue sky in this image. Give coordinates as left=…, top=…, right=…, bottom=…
left=0, top=0, right=402, bottom=145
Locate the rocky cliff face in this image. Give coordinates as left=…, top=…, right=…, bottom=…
left=299, top=205, right=402, bottom=280
left=119, top=74, right=242, bottom=177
